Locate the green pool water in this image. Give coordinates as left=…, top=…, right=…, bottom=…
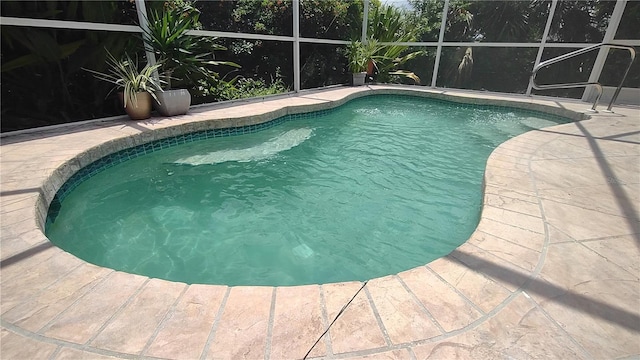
left=46, top=96, right=568, bottom=286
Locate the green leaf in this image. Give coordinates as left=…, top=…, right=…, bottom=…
left=83, top=50, right=164, bottom=106
left=1, top=39, right=86, bottom=73
left=141, top=2, right=239, bottom=89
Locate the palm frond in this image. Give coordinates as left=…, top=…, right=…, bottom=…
left=141, top=3, right=239, bottom=90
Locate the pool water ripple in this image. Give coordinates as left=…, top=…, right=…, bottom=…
left=46, top=96, right=569, bottom=286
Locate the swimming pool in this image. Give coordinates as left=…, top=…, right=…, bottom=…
left=45, top=95, right=570, bottom=286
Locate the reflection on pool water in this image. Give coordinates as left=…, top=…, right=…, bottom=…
left=46, top=96, right=568, bottom=286
left=174, top=128, right=313, bottom=165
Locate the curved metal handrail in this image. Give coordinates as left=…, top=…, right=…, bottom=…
left=530, top=43, right=636, bottom=112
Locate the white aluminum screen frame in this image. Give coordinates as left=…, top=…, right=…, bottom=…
left=1, top=0, right=638, bottom=98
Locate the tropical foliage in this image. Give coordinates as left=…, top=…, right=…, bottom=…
left=346, top=39, right=382, bottom=73
left=202, top=71, right=289, bottom=102
left=143, top=1, right=239, bottom=90
left=412, top=0, right=618, bottom=94
left=1, top=0, right=139, bottom=131
left=196, top=0, right=365, bottom=89
left=84, top=51, right=164, bottom=107
left=366, top=4, right=422, bottom=84
left=0, top=0, right=636, bottom=132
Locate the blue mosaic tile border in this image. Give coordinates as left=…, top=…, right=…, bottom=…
left=376, top=94, right=574, bottom=123
left=52, top=107, right=339, bottom=205
left=48, top=94, right=572, bottom=214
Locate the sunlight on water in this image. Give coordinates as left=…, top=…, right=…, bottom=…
left=174, top=128, right=313, bottom=165
left=46, top=96, right=570, bottom=286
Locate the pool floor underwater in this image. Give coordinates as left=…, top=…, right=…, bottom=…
left=45, top=95, right=571, bottom=287
left=1, top=86, right=638, bottom=359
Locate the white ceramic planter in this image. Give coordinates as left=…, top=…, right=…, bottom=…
left=154, top=89, right=191, bottom=116
left=352, top=72, right=366, bottom=86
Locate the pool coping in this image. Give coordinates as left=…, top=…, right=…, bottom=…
left=1, top=85, right=639, bottom=359
left=35, top=86, right=589, bottom=232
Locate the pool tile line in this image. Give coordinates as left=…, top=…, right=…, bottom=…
left=33, top=87, right=582, bottom=231
left=1, top=249, right=79, bottom=315
left=497, top=130, right=551, bottom=279
left=2, top=87, right=638, bottom=359
left=139, top=284, right=190, bottom=356
left=478, top=210, right=545, bottom=235
left=307, top=344, right=401, bottom=360
left=483, top=188, right=540, bottom=206
left=48, top=106, right=345, bottom=192
left=518, top=147, right=595, bottom=354
left=463, top=241, right=541, bottom=277
left=483, top=202, right=544, bottom=220
left=198, top=286, right=231, bottom=360
left=24, top=268, right=111, bottom=335
left=576, top=239, right=640, bottom=280
left=393, top=134, right=554, bottom=341
left=2, top=254, right=91, bottom=316
left=0, top=238, right=52, bottom=269
left=301, top=282, right=363, bottom=359
left=43, top=92, right=576, bottom=226
left=479, top=134, right=584, bottom=354
left=83, top=278, right=152, bottom=347
left=423, top=265, right=487, bottom=317
left=525, top=295, right=593, bottom=360
left=447, top=249, right=520, bottom=295
left=474, top=229, right=543, bottom=255
left=263, top=287, right=277, bottom=360
left=316, top=285, right=334, bottom=357
left=47, top=345, right=62, bottom=360
left=0, top=321, right=144, bottom=360
left=362, top=286, right=393, bottom=347
left=397, top=275, right=521, bottom=345
left=47, top=111, right=303, bottom=206
left=394, top=275, right=446, bottom=334
left=577, top=232, right=640, bottom=243
left=0, top=241, right=55, bottom=279
left=1, top=263, right=80, bottom=321
left=475, top=220, right=545, bottom=253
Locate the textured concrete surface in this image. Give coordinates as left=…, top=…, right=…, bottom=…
left=1, top=86, right=638, bottom=359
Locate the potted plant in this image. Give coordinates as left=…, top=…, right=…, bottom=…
left=142, top=1, right=239, bottom=116
left=85, top=51, right=163, bottom=120
left=346, top=39, right=383, bottom=86
left=346, top=37, right=421, bottom=86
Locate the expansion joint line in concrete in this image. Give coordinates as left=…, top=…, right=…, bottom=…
left=318, top=285, right=335, bottom=355
left=395, top=274, right=445, bottom=334
left=372, top=134, right=563, bottom=349
left=302, top=280, right=368, bottom=360
left=199, top=286, right=231, bottom=360
left=525, top=129, right=593, bottom=359
left=140, top=284, right=190, bottom=356
left=0, top=319, right=140, bottom=360
left=264, top=287, right=277, bottom=360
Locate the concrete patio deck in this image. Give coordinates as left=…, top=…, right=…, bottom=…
left=1, top=86, right=638, bottom=359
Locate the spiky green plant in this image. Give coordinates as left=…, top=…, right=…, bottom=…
left=346, top=41, right=367, bottom=73
left=84, top=51, right=163, bottom=108
left=346, top=39, right=385, bottom=73
left=367, top=4, right=423, bottom=84
left=142, top=1, right=239, bottom=90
